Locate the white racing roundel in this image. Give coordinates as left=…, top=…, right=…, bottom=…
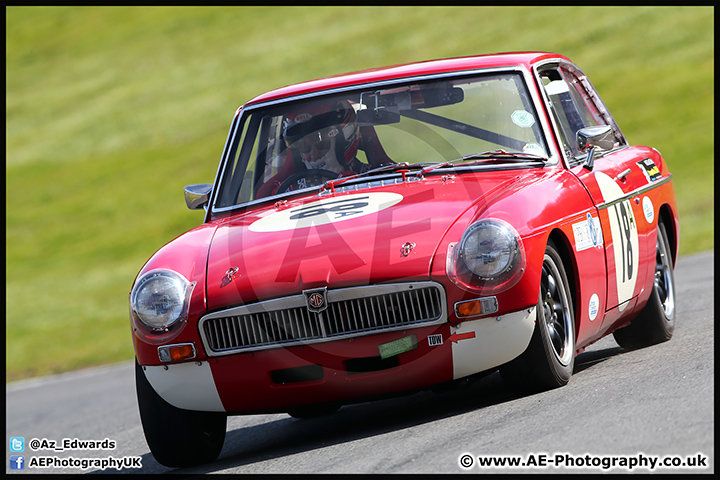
left=249, top=192, right=404, bottom=232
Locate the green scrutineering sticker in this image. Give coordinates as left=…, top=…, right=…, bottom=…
left=378, top=334, right=418, bottom=359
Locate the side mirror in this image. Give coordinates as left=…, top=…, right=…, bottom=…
left=184, top=184, right=212, bottom=210
left=577, top=125, right=614, bottom=171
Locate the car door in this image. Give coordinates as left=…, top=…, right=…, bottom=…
left=536, top=62, right=652, bottom=326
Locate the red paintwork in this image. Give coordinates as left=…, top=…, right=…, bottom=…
left=246, top=52, right=566, bottom=108
left=211, top=324, right=451, bottom=413
left=132, top=223, right=218, bottom=364
left=206, top=172, right=541, bottom=311
left=131, top=52, right=680, bottom=412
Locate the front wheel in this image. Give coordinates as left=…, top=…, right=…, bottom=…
left=135, top=360, right=226, bottom=468
left=501, top=240, right=575, bottom=391
left=613, top=221, right=676, bottom=350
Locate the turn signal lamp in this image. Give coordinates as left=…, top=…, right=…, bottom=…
left=158, top=343, right=197, bottom=363
left=454, top=297, right=499, bottom=319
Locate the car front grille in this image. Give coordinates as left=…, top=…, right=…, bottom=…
left=199, top=282, right=446, bottom=355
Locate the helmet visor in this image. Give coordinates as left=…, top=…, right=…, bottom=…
left=285, top=127, right=338, bottom=154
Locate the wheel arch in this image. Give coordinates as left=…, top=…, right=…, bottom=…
left=546, top=228, right=580, bottom=341
left=657, top=204, right=678, bottom=266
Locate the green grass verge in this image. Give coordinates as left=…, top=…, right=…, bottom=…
left=6, top=6, right=713, bottom=381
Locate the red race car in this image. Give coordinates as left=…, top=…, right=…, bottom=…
left=130, top=52, right=679, bottom=467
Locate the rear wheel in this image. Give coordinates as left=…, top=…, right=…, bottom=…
left=613, top=221, right=675, bottom=349
left=501, top=241, right=575, bottom=391
left=135, top=360, right=226, bottom=468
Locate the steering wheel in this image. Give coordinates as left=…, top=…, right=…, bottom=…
left=275, top=169, right=339, bottom=194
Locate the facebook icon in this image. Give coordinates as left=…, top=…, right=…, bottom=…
left=10, top=455, right=25, bottom=470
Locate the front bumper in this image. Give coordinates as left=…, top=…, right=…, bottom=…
left=143, top=306, right=535, bottom=413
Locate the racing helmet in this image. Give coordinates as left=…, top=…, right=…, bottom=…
left=282, top=99, right=359, bottom=169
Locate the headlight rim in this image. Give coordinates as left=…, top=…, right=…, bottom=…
left=458, top=220, right=522, bottom=280
left=130, top=269, right=195, bottom=344
left=448, top=218, right=526, bottom=294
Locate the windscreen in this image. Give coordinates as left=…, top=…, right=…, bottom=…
left=214, top=72, right=548, bottom=210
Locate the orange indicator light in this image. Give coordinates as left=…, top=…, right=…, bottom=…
left=158, top=343, right=196, bottom=363
left=456, top=300, right=483, bottom=317
left=454, top=296, right=499, bottom=319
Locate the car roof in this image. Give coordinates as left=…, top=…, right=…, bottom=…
left=245, top=52, right=570, bottom=106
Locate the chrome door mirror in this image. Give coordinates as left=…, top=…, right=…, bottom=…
left=184, top=184, right=213, bottom=210
left=577, top=125, right=614, bottom=171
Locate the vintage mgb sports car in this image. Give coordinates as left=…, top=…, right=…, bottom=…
left=130, top=52, right=679, bottom=467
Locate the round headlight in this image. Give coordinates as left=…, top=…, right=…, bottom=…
left=131, top=270, right=191, bottom=331
left=459, top=220, right=521, bottom=280
left=446, top=219, right=526, bottom=295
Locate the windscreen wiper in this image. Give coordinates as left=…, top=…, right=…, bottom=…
left=416, top=150, right=546, bottom=176
left=320, top=150, right=546, bottom=193
left=457, top=149, right=547, bottom=163
left=320, top=162, right=425, bottom=192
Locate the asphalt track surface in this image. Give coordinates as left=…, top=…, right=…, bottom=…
left=6, top=251, right=714, bottom=474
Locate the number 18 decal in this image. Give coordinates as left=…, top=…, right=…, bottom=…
left=595, top=172, right=639, bottom=311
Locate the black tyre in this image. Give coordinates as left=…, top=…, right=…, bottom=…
left=501, top=240, right=575, bottom=391
left=135, top=360, right=226, bottom=468
left=613, top=221, right=676, bottom=350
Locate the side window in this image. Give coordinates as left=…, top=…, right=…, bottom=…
left=540, top=65, right=624, bottom=163
left=216, top=113, right=292, bottom=207
left=215, top=114, right=260, bottom=208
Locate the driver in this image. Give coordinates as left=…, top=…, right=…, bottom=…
left=283, top=99, right=360, bottom=174
left=257, top=100, right=365, bottom=197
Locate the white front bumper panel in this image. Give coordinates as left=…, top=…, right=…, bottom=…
left=452, top=307, right=536, bottom=379
left=142, top=306, right=537, bottom=412
left=144, top=361, right=225, bottom=412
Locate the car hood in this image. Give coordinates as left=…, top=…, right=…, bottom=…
left=205, top=172, right=524, bottom=311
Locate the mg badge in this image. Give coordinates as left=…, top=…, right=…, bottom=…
left=303, top=287, right=328, bottom=314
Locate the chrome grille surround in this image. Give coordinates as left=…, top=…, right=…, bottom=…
left=199, top=281, right=447, bottom=356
